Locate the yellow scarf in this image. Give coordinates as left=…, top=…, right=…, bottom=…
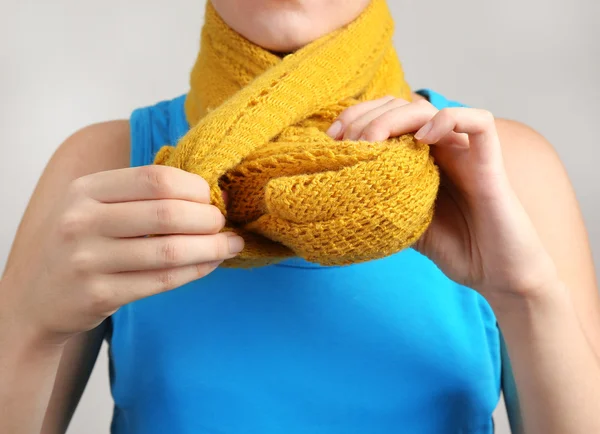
left=154, top=0, right=439, bottom=268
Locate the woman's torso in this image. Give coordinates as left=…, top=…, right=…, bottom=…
left=107, top=90, right=501, bottom=434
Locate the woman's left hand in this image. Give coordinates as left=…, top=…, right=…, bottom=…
left=327, top=96, right=559, bottom=302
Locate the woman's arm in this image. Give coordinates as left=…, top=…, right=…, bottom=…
left=0, top=317, right=106, bottom=434
left=0, top=120, right=130, bottom=433
left=1, top=115, right=240, bottom=434
left=41, top=324, right=107, bottom=434
left=328, top=97, right=600, bottom=433
left=497, top=118, right=600, bottom=359
left=495, top=118, right=600, bottom=434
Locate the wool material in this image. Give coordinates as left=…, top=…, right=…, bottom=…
left=154, top=0, right=440, bottom=268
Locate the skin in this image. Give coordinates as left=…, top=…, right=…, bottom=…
left=1, top=0, right=600, bottom=433
left=210, top=0, right=372, bottom=53
left=329, top=96, right=600, bottom=433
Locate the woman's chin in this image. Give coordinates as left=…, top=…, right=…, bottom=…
left=210, top=0, right=371, bottom=53
left=236, top=20, right=324, bottom=53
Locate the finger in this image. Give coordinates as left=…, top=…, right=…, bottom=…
left=326, top=95, right=396, bottom=138
left=93, top=233, right=244, bottom=273
left=433, top=131, right=470, bottom=149
left=78, top=165, right=211, bottom=204
left=414, top=108, right=501, bottom=162
left=97, top=200, right=226, bottom=238
left=359, top=99, right=439, bottom=142
left=342, top=98, right=411, bottom=140
left=105, top=260, right=223, bottom=306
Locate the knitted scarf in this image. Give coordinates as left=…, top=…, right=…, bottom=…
left=154, top=0, right=440, bottom=268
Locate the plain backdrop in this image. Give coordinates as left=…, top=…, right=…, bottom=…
left=1, top=0, right=599, bottom=433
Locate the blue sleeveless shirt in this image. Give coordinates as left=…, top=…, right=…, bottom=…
left=108, top=89, right=501, bottom=434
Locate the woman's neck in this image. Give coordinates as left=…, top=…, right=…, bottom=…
left=209, top=0, right=372, bottom=53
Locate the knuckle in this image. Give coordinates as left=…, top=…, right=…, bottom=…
left=361, top=129, right=380, bottom=142
left=359, top=127, right=377, bottom=142
left=155, top=269, right=177, bottom=291
left=365, top=117, right=387, bottom=134
left=345, top=122, right=363, bottom=139
left=336, top=110, right=355, bottom=125
left=155, top=202, right=176, bottom=231
left=140, top=166, right=173, bottom=197
left=194, top=262, right=217, bottom=279
left=414, top=97, right=433, bottom=108
left=157, top=240, right=181, bottom=267
left=70, top=249, right=96, bottom=274
left=338, top=103, right=366, bottom=124
left=360, top=131, right=374, bottom=142
left=438, top=107, right=452, bottom=118
left=479, top=109, right=495, bottom=124
left=436, top=108, right=454, bottom=123
left=57, top=210, right=90, bottom=241
left=68, top=176, right=88, bottom=197
left=85, top=279, right=113, bottom=313
left=214, top=235, right=230, bottom=260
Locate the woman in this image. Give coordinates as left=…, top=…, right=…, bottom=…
left=1, top=0, right=599, bottom=433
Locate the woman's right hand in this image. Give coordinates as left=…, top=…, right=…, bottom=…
left=4, top=165, right=244, bottom=344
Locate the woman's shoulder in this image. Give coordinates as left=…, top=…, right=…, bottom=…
left=55, top=120, right=131, bottom=174
left=412, top=89, right=554, bottom=160
left=412, top=89, right=566, bottom=240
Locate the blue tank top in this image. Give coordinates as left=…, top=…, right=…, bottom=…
left=108, top=89, right=501, bottom=434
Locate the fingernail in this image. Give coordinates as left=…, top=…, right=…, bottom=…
left=414, top=122, right=433, bottom=141
left=358, top=134, right=368, bottom=142
left=227, top=233, right=245, bottom=254
left=326, top=120, right=342, bottom=139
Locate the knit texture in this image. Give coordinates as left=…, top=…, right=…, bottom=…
left=153, top=0, right=440, bottom=268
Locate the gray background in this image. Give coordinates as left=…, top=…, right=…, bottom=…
left=1, top=0, right=599, bottom=432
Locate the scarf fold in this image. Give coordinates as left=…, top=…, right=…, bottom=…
left=154, top=0, right=439, bottom=268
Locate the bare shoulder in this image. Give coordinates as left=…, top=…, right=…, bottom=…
left=494, top=118, right=559, bottom=164
left=493, top=116, right=591, bottom=252
left=67, top=119, right=130, bottom=145
left=492, top=118, right=584, bottom=219
left=55, top=119, right=131, bottom=174
left=2, top=119, right=131, bottom=277
left=2, top=120, right=133, bottom=432
left=494, top=116, right=600, bottom=351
